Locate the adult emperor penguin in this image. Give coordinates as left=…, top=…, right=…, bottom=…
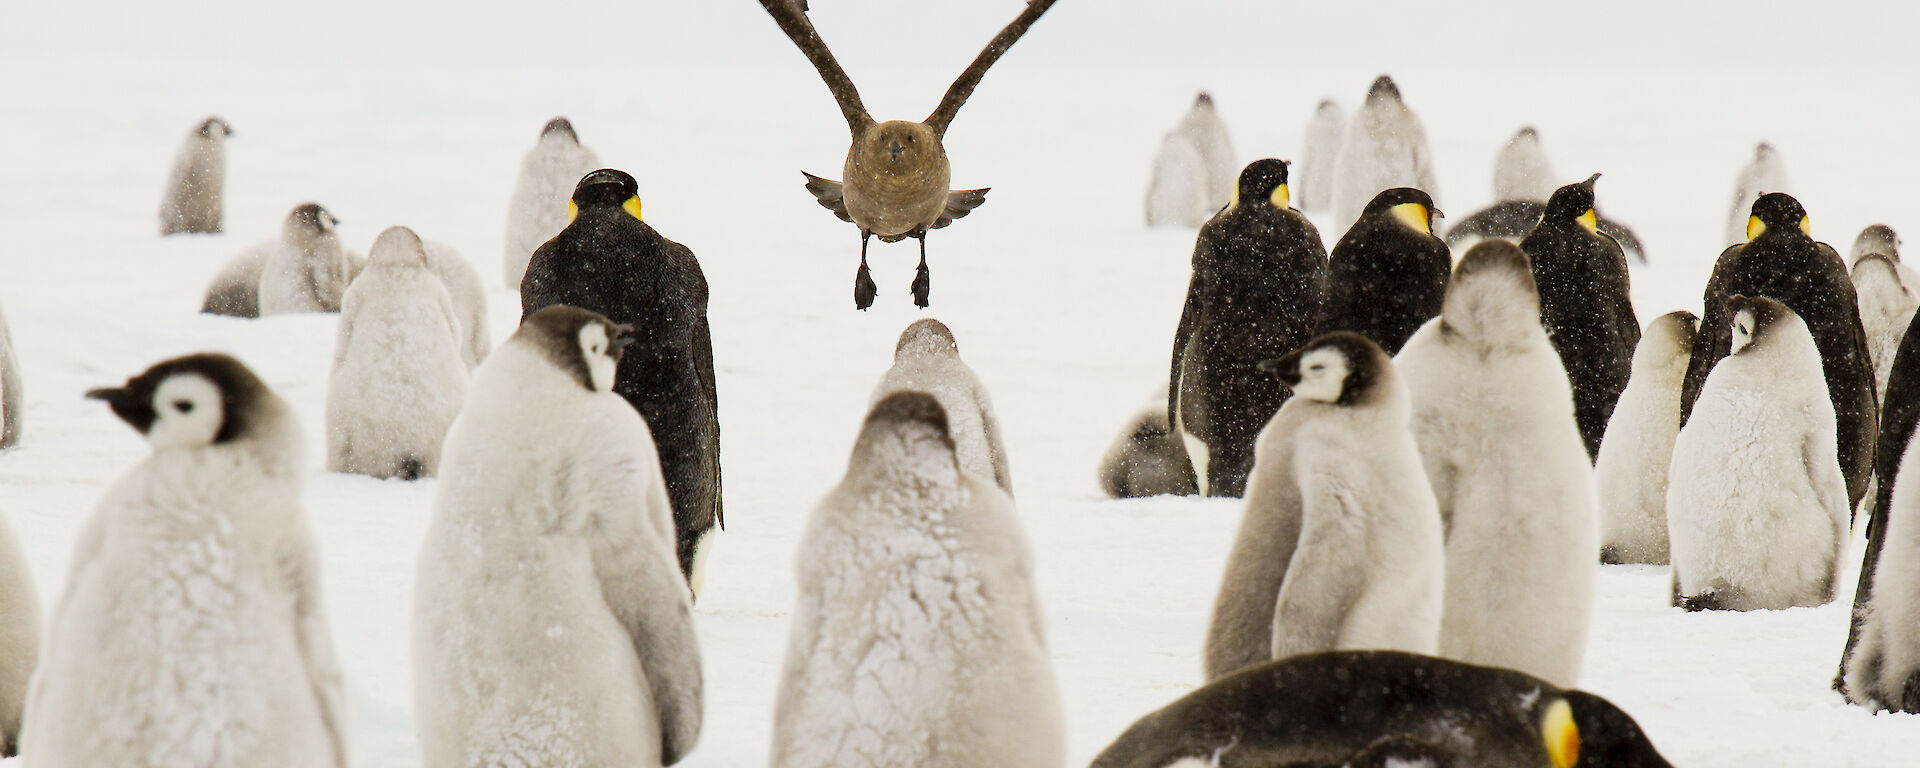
left=1097, top=388, right=1198, bottom=499
left=0, top=302, right=21, bottom=449
left=159, top=116, right=232, bottom=235
left=1202, top=333, right=1443, bottom=680
left=1843, top=307, right=1920, bottom=693
left=1330, top=75, right=1440, bottom=235
left=1843, top=427, right=1920, bottom=712
left=1296, top=99, right=1344, bottom=212
left=23, top=353, right=346, bottom=767
left=1681, top=192, right=1877, bottom=510
left=1315, top=187, right=1449, bottom=355
left=1725, top=142, right=1790, bottom=246
left=1394, top=241, right=1598, bottom=687
left=414, top=306, right=702, bottom=768
left=522, top=168, right=721, bottom=593
left=1144, top=93, right=1236, bottom=228
left=772, top=391, right=1064, bottom=768
left=1520, top=174, right=1641, bottom=460
left=0, top=502, right=35, bottom=756
left=326, top=227, right=469, bottom=480
left=1595, top=311, right=1699, bottom=565
left=502, top=117, right=601, bottom=289
left=758, top=0, right=1058, bottom=309
left=1669, top=297, right=1849, bottom=611
left=1091, top=651, right=1672, bottom=768
left=258, top=202, right=354, bottom=315
left=1852, top=254, right=1917, bottom=403
left=869, top=318, right=1012, bottom=493
left=1170, top=159, right=1327, bottom=497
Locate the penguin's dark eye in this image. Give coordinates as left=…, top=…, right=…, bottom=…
left=173, top=400, right=194, bottom=414
left=1309, top=364, right=1325, bottom=372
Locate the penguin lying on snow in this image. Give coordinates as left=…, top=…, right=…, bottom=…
left=159, top=116, right=232, bottom=235
left=25, top=353, right=347, bottom=767
left=1097, top=388, right=1197, bottom=499
left=771, top=391, right=1063, bottom=768
left=503, top=117, right=601, bottom=290
left=1669, top=296, right=1849, bottom=611
left=1091, top=651, right=1672, bottom=768
left=1145, top=92, right=1237, bottom=228
left=1394, top=240, right=1598, bottom=688
left=413, top=306, right=700, bottom=768
left=869, top=318, right=1012, bottom=493
left=1203, top=333, right=1442, bottom=680
left=1595, top=311, right=1699, bottom=565
left=1317, top=187, right=1448, bottom=355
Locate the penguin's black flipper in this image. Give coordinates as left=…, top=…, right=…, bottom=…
left=931, top=187, right=990, bottom=230
left=1599, top=217, right=1647, bottom=263
left=802, top=171, right=855, bottom=223
left=911, top=238, right=932, bottom=308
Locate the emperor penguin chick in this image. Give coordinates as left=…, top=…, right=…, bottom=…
left=0, top=301, right=22, bottom=449
left=24, top=353, right=347, bottom=767
left=1851, top=254, right=1917, bottom=403
left=420, top=239, right=491, bottom=367
left=326, top=227, right=469, bottom=480
left=1395, top=241, right=1599, bottom=688
left=1843, top=429, right=1920, bottom=712
left=1493, top=126, right=1556, bottom=203
left=0, top=501, right=35, bottom=756
left=1202, top=333, right=1443, bottom=680
left=159, top=116, right=232, bottom=235
left=1669, top=297, right=1849, bottom=611
left=1295, top=99, right=1345, bottom=212
left=503, top=117, right=601, bottom=289
left=414, top=306, right=702, bottom=768
left=1097, top=387, right=1198, bottom=499
left=869, top=318, right=1013, bottom=493
left=258, top=202, right=353, bottom=315
left=1725, top=142, right=1790, bottom=246
left=1594, top=311, right=1699, bottom=565
left=771, top=391, right=1064, bottom=768
left=1330, top=75, right=1441, bottom=235
left=1145, top=92, right=1237, bottom=227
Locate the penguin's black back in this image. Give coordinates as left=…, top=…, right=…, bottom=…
left=1445, top=200, right=1543, bottom=244
left=522, top=206, right=722, bottom=581
left=1679, top=232, right=1877, bottom=510
left=1317, top=211, right=1451, bottom=354
left=1169, top=200, right=1326, bottom=497
left=1520, top=208, right=1640, bottom=461
left=1090, top=651, right=1671, bottom=768
left=1842, top=305, right=1920, bottom=689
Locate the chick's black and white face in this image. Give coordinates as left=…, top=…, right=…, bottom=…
left=1292, top=347, right=1351, bottom=402
left=144, top=372, right=226, bottom=450
left=1730, top=307, right=1758, bottom=354
left=577, top=322, right=622, bottom=392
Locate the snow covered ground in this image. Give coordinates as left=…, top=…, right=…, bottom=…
left=4, top=2, right=1920, bottom=766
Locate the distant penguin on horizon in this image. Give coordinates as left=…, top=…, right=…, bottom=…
left=1316, top=187, right=1448, bottom=355
left=258, top=203, right=354, bottom=316
left=1295, top=99, right=1344, bottom=212
left=1447, top=129, right=1646, bottom=263
left=1842, top=426, right=1920, bottom=713
left=1725, top=142, right=1790, bottom=246
left=1171, top=159, right=1327, bottom=497
left=868, top=318, right=1012, bottom=494
left=24, top=353, right=347, bottom=767
left=1521, top=174, right=1641, bottom=461
left=1145, top=92, right=1237, bottom=228
left=503, top=117, right=601, bottom=290
left=1682, top=192, right=1877, bottom=511
left=326, top=226, right=469, bottom=481
left=1494, top=126, right=1556, bottom=203
left=1595, top=311, right=1699, bottom=565
left=1097, top=388, right=1198, bottom=499
left=1203, top=333, right=1443, bottom=681
left=0, top=302, right=21, bottom=450
left=1330, top=75, right=1440, bottom=235
left=1669, top=297, right=1849, bottom=612
left=414, top=306, right=702, bottom=768
left=1394, top=240, right=1598, bottom=688
left=771, top=391, right=1065, bottom=768
left=159, top=116, right=232, bottom=235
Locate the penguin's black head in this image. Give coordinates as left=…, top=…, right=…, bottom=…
left=1558, top=690, right=1674, bottom=768
left=1727, top=294, right=1791, bottom=355
left=1543, top=174, right=1602, bottom=234
left=1746, top=192, right=1810, bottom=242
left=1362, top=187, right=1441, bottom=235
left=1233, top=159, right=1292, bottom=210
left=570, top=169, right=644, bottom=223
left=286, top=202, right=339, bottom=237
left=541, top=117, right=578, bottom=141
left=519, top=305, right=634, bottom=392
left=86, top=353, right=269, bottom=450
left=198, top=116, right=233, bottom=139
left=1258, top=332, right=1383, bottom=406
left=895, top=318, right=958, bottom=359
left=1514, top=125, right=1538, bottom=141
left=1366, top=75, right=1401, bottom=103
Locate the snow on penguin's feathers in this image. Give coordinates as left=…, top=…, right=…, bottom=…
left=869, top=318, right=1013, bottom=494
left=771, top=390, right=1064, bottom=768
left=412, top=304, right=702, bottom=768
left=23, top=353, right=347, bottom=768
left=1295, top=99, right=1344, bottom=212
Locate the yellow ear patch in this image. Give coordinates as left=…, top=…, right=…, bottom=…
left=1391, top=203, right=1431, bottom=234
left=624, top=196, right=644, bottom=222
left=567, top=200, right=579, bottom=224
left=1542, top=698, right=1580, bottom=768
left=1747, top=215, right=1766, bottom=242
left=1799, top=215, right=1811, bottom=236
left=1270, top=183, right=1290, bottom=210
left=1577, top=209, right=1599, bottom=235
